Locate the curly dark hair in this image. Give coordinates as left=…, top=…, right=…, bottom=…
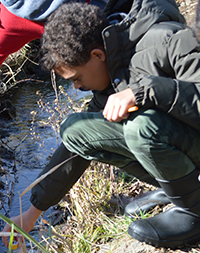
left=40, top=2, right=109, bottom=71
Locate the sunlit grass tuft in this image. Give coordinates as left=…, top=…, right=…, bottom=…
left=49, top=162, right=153, bottom=252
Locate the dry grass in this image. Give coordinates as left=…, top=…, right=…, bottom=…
left=33, top=162, right=154, bottom=253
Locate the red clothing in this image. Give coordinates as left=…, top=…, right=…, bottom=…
left=0, top=3, right=44, bottom=66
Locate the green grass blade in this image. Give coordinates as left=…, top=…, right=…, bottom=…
left=8, top=223, right=14, bottom=253
left=0, top=213, right=48, bottom=252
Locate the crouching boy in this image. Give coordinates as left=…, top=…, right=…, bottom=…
left=3, top=0, right=200, bottom=249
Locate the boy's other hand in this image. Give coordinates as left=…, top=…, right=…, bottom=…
left=2, top=205, right=42, bottom=248
left=103, top=88, right=136, bottom=122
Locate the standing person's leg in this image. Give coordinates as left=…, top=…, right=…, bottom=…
left=0, top=3, right=44, bottom=66
left=0, top=0, right=107, bottom=67
left=123, top=109, right=200, bottom=248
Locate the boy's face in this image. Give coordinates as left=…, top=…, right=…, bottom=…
left=55, top=49, right=110, bottom=91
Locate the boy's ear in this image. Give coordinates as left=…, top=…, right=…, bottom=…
left=90, top=49, right=106, bottom=62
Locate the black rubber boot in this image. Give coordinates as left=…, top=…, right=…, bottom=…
left=122, top=163, right=171, bottom=217
left=124, top=188, right=171, bottom=217
left=128, top=169, right=200, bottom=249
left=121, top=162, right=160, bottom=187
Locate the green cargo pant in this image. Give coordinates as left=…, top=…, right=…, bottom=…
left=60, top=108, right=200, bottom=181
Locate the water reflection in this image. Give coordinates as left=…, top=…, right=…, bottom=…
left=0, top=77, right=92, bottom=251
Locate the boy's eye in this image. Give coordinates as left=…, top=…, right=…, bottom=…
left=72, top=78, right=79, bottom=83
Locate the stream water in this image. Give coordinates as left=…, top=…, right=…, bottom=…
left=0, top=76, right=92, bottom=252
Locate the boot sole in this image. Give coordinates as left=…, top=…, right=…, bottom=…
left=128, top=225, right=200, bottom=249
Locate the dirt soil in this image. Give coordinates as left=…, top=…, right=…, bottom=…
left=98, top=1, right=200, bottom=252
left=98, top=234, right=200, bottom=253
left=98, top=205, right=200, bottom=253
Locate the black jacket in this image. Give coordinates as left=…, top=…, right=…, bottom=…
left=89, top=0, right=200, bottom=132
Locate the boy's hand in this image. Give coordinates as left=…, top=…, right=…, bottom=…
left=2, top=205, right=42, bottom=248
left=103, top=88, right=136, bottom=122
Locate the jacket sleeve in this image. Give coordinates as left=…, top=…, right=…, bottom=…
left=129, top=28, right=200, bottom=132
